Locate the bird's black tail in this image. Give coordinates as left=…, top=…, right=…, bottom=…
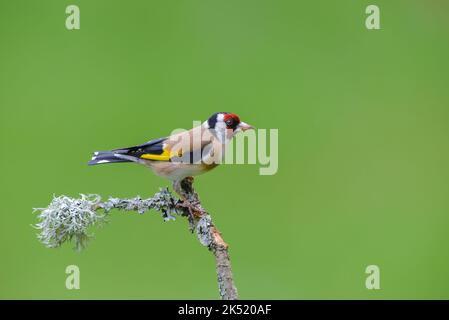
left=88, top=151, right=131, bottom=165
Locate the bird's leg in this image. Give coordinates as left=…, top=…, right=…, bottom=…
left=173, top=177, right=206, bottom=219
left=172, top=178, right=188, bottom=200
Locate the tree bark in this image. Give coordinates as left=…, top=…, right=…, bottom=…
left=173, top=177, right=238, bottom=300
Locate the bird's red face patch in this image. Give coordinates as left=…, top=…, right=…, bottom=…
left=223, top=113, right=241, bottom=130
left=224, top=113, right=240, bottom=123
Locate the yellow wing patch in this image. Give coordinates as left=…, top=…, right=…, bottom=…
left=139, top=142, right=186, bottom=161
left=140, top=148, right=171, bottom=161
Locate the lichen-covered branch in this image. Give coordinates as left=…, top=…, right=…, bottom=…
left=33, top=188, right=182, bottom=251
left=33, top=177, right=238, bottom=300
left=174, top=177, right=238, bottom=300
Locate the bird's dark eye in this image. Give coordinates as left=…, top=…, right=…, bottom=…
left=225, top=119, right=233, bottom=126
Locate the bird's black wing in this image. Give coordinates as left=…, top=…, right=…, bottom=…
left=88, top=137, right=169, bottom=165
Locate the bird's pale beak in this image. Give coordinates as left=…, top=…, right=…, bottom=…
left=238, top=122, right=254, bottom=132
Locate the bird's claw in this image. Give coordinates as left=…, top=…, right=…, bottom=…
left=176, top=199, right=205, bottom=219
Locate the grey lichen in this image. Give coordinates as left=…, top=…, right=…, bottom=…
left=33, top=188, right=184, bottom=251
left=33, top=194, right=105, bottom=251
left=196, top=215, right=214, bottom=247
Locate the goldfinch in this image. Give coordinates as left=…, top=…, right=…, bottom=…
left=88, top=112, right=253, bottom=181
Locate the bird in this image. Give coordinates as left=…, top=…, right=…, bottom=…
left=88, top=112, right=254, bottom=181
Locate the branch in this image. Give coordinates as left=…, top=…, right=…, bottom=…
left=33, top=177, right=238, bottom=300
left=173, top=177, right=238, bottom=300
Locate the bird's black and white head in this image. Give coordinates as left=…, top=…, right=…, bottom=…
left=204, top=112, right=253, bottom=142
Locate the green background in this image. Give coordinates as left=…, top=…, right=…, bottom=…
left=1, top=0, right=448, bottom=299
